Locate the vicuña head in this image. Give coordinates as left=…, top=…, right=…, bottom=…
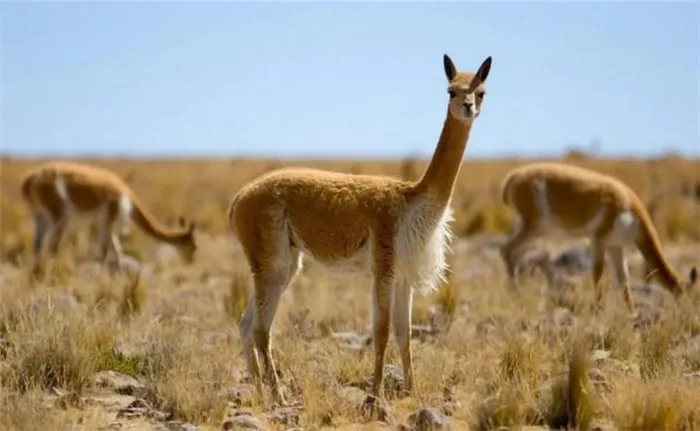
left=227, top=54, right=492, bottom=412
left=499, top=161, right=698, bottom=318
left=20, top=160, right=198, bottom=277
left=444, top=53, right=490, bottom=123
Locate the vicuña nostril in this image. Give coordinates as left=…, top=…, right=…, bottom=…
left=463, top=103, right=473, bottom=110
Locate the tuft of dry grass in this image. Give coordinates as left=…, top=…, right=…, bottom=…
left=118, top=274, right=146, bottom=320
left=1, top=301, right=116, bottom=393
left=224, top=269, right=252, bottom=322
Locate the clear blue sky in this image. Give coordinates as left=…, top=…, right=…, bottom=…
left=1, top=1, right=699, bottom=159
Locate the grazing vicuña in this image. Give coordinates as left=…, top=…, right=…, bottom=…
left=227, top=54, right=492, bottom=409
left=499, top=161, right=697, bottom=316
left=20, top=161, right=197, bottom=276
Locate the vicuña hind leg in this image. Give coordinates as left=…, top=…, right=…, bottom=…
left=608, top=245, right=636, bottom=318
left=392, top=280, right=414, bottom=396
left=500, top=221, right=537, bottom=288
left=240, top=244, right=300, bottom=406
left=239, top=298, right=263, bottom=398
left=96, top=201, right=125, bottom=273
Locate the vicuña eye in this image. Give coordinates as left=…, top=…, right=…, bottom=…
left=477, top=91, right=486, bottom=99
left=448, top=90, right=456, bottom=98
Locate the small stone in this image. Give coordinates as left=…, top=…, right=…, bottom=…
left=592, top=349, right=611, bottom=362
left=411, top=325, right=437, bottom=339
left=221, top=414, right=266, bottom=430
left=126, top=398, right=151, bottom=410
left=149, top=410, right=170, bottom=421
left=408, top=407, right=452, bottom=431
left=176, top=315, right=202, bottom=328
left=54, top=390, right=85, bottom=410
left=339, top=386, right=367, bottom=405
left=225, top=384, right=257, bottom=407
left=116, top=398, right=152, bottom=419
left=552, top=247, right=592, bottom=274
left=553, top=307, right=576, bottom=327
left=682, top=371, right=700, bottom=380
left=164, top=421, right=201, bottom=431
left=331, top=331, right=371, bottom=351
left=361, top=395, right=393, bottom=424
left=264, top=406, right=301, bottom=426
left=94, top=370, right=146, bottom=396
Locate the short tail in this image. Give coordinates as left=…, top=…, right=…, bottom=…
left=499, top=170, right=518, bottom=206
left=227, top=193, right=241, bottom=238
left=19, top=172, right=38, bottom=206
left=632, top=200, right=683, bottom=294
left=20, top=176, right=33, bottom=200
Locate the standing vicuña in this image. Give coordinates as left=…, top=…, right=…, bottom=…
left=499, top=162, right=697, bottom=316
left=227, top=54, right=492, bottom=408
left=20, top=161, right=197, bottom=275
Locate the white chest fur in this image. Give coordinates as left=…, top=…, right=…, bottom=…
left=394, top=197, right=454, bottom=294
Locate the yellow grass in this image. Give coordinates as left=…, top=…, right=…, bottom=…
left=0, top=154, right=699, bottom=431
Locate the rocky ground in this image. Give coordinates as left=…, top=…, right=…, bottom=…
left=1, top=233, right=700, bottom=431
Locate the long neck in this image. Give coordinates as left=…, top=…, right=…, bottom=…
left=414, top=109, right=473, bottom=206
left=130, top=196, right=189, bottom=243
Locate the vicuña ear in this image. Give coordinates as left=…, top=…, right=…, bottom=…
left=475, top=56, right=492, bottom=83
left=443, top=54, right=457, bottom=82
left=690, top=267, right=698, bottom=284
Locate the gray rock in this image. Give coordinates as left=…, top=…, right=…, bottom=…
left=163, top=421, right=201, bottom=431
left=94, top=370, right=145, bottom=396
left=221, top=413, right=266, bottom=430
left=115, top=398, right=166, bottom=420
left=411, top=325, right=437, bottom=339
left=331, top=331, right=371, bottom=351
left=225, top=384, right=257, bottom=407
left=671, top=335, right=700, bottom=361
left=339, top=386, right=367, bottom=405
left=264, top=406, right=301, bottom=426
left=176, top=315, right=202, bottom=328
left=592, top=350, right=611, bottom=363
left=408, top=408, right=452, bottom=431
left=361, top=395, right=393, bottom=424
left=120, top=255, right=153, bottom=279
left=116, top=402, right=150, bottom=419
left=32, top=293, right=81, bottom=315
left=552, top=247, right=592, bottom=274
left=682, top=371, right=700, bottom=380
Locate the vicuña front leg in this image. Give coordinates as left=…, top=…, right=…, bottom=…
left=31, top=212, right=50, bottom=259
left=246, top=270, right=288, bottom=406
left=370, top=272, right=395, bottom=400
left=591, top=239, right=606, bottom=314
left=392, top=281, right=414, bottom=396
left=362, top=272, right=395, bottom=422
left=97, top=206, right=125, bottom=273
left=44, top=214, right=69, bottom=256
left=29, top=212, right=51, bottom=278
left=608, top=245, right=637, bottom=318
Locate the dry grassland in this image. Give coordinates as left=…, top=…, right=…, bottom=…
left=1, top=154, right=699, bottom=431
